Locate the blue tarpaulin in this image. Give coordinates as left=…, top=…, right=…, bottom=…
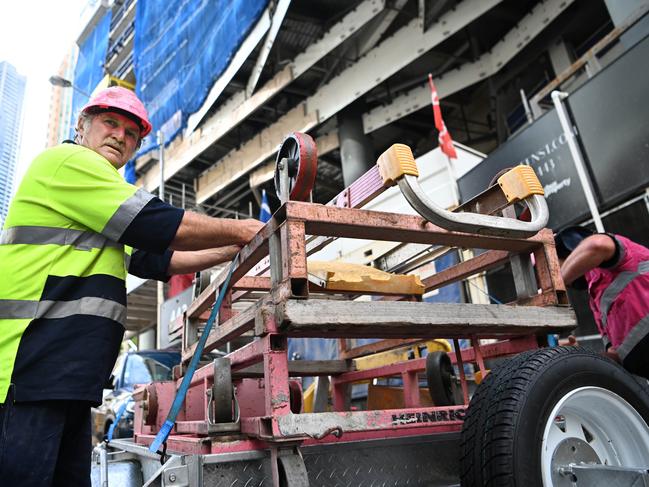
left=124, top=160, right=137, bottom=183
left=133, top=0, right=269, bottom=154
left=423, top=251, right=462, bottom=304
left=70, top=11, right=112, bottom=139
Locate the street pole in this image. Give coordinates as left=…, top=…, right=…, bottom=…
left=551, top=90, right=604, bottom=232
left=520, top=88, right=534, bottom=124
left=157, top=131, right=165, bottom=348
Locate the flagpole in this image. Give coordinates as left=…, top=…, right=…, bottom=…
left=259, top=189, right=272, bottom=223
left=445, top=153, right=460, bottom=207
left=428, top=73, right=460, bottom=207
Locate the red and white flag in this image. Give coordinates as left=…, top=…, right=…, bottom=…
left=428, top=74, right=457, bottom=159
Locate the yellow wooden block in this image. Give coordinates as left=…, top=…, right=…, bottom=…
left=354, top=339, right=451, bottom=371
left=308, top=260, right=424, bottom=295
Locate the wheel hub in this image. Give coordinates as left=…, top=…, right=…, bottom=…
left=541, top=386, right=649, bottom=486
left=551, top=437, right=600, bottom=486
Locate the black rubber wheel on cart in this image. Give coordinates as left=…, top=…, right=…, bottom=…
left=289, top=380, right=303, bottom=414
left=460, top=346, right=649, bottom=486
left=278, top=451, right=309, bottom=487
left=211, top=357, right=234, bottom=423
left=426, top=351, right=456, bottom=406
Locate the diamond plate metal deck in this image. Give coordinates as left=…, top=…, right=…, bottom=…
left=202, top=434, right=460, bottom=486
left=203, top=458, right=271, bottom=486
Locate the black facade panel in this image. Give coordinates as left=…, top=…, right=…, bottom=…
left=568, top=34, right=649, bottom=207
left=458, top=110, right=592, bottom=229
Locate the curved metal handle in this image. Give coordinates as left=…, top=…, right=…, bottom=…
left=398, top=174, right=549, bottom=237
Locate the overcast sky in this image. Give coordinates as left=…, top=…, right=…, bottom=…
left=0, top=0, right=88, bottom=189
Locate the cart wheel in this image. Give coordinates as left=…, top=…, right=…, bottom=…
left=209, top=357, right=234, bottom=423
left=274, top=132, right=318, bottom=202
left=426, top=351, right=456, bottom=406
left=460, top=346, right=649, bottom=486
left=278, top=451, right=309, bottom=487
left=289, top=380, right=303, bottom=414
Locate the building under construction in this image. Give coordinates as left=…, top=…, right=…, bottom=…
left=35, top=2, right=649, bottom=485
left=66, top=0, right=649, bottom=352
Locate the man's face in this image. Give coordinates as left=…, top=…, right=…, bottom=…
left=77, top=112, right=141, bottom=169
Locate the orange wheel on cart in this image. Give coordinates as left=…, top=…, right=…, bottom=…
left=274, top=132, right=318, bottom=202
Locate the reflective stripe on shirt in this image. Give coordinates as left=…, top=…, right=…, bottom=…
left=0, top=297, right=126, bottom=324
left=102, top=188, right=155, bottom=242
left=0, top=226, right=122, bottom=251
left=599, top=260, right=649, bottom=329
left=617, top=313, right=649, bottom=361
left=0, top=300, right=38, bottom=319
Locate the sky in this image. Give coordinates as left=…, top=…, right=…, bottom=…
left=0, top=0, right=88, bottom=189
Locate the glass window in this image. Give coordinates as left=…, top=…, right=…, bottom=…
left=122, top=354, right=173, bottom=389
left=111, top=353, right=127, bottom=389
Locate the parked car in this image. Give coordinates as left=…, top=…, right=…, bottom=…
left=91, top=349, right=181, bottom=444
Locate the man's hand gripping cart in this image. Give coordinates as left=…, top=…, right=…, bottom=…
left=97, top=133, right=649, bottom=487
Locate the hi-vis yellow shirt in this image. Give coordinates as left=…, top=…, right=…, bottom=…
left=0, top=143, right=182, bottom=404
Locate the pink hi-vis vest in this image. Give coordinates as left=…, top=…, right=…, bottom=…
left=585, top=235, right=649, bottom=361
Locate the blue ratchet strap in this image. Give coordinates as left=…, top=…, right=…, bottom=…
left=106, top=395, right=133, bottom=442
left=149, top=258, right=237, bottom=453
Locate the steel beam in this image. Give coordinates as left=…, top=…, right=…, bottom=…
left=195, top=0, right=502, bottom=203
left=530, top=4, right=649, bottom=110
left=246, top=0, right=292, bottom=97
left=356, top=0, right=408, bottom=57
left=308, top=0, right=502, bottom=124
left=363, top=0, right=576, bottom=133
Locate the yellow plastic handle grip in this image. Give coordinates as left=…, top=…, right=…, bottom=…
left=377, top=143, right=419, bottom=187
left=497, top=165, right=544, bottom=204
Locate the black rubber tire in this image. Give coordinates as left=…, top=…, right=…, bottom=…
left=288, top=380, right=303, bottom=414
left=426, top=351, right=456, bottom=406
left=278, top=452, right=309, bottom=487
left=459, top=346, right=649, bottom=487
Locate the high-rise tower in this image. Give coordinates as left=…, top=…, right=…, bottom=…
left=0, top=61, right=27, bottom=224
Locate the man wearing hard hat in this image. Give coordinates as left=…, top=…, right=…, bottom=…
left=0, top=87, right=263, bottom=486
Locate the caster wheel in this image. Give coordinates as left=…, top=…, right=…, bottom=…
left=274, top=132, right=318, bottom=202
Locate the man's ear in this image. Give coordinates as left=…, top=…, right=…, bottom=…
left=75, top=118, right=85, bottom=139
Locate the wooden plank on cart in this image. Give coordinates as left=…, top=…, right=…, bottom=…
left=276, top=300, right=576, bottom=338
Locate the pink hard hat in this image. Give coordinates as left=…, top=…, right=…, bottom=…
left=80, top=86, right=152, bottom=137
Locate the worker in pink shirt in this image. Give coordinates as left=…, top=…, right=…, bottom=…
left=555, top=226, right=649, bottom=377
